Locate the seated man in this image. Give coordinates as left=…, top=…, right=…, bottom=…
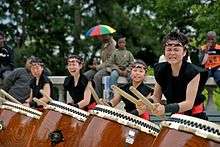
left=108, top=60, right=153, bottom=120
left=84, top=35, right=116, bottom=98
left=3, top=56, right=34, bottom=103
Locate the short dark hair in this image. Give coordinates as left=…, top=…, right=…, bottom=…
left=118, top=37, right=126, bottom=43
left=30, top=57, right=44, bottom=66
left=162, top=31, right=188, bottom=49
left=27, top=56, right=36, bottom=61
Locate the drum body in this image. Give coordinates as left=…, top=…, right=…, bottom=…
left=28, top=100, right=89, bottom=147
left=76, top=105, right=160, bottom=147
left=152, top=114, right=220, bottom=147
left=0, top=101, right=42, bottom=147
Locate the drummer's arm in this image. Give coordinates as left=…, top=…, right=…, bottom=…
left=152, top=74, right=200, bottom=115
left=109, top=92, right=121, bottom=107
left=178, top=74, right=200, bottom=113
left=77, top=83, right=91, bottom=108
left=136, top=92, right=155, bottom=116
left=151, top=82, right=162, bottom=103
left=39, top=83, right=51, bottom=103
left=25, top=90, right=33, bottom=104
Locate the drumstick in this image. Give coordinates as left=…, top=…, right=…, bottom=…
left=128, top=87, right=166, bottom=120
left=111, top=85, right=138, bottom=105
left=33, top=98, right=48, bottom=107
left=0, top=97, right=7, bottom=103
left=88, top=81, right=102, bottom=104
left=88, top=82, right=110, bottom=106
left=0, top=89, right=22, bottom=104
left=129, top=86, right=154, bottom=111
left=39, top=89, right=53, bottom=102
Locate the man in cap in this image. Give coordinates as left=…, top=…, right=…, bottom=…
left=199, top=31, right=220, bottom=87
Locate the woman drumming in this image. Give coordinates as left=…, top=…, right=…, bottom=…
left=63, top=55, right=96, bottom=110
left=151, top=32, right=208, bottom=120
left=109, top=60, right=153, bottom=120
left=25, top=57, right=53, bottom=108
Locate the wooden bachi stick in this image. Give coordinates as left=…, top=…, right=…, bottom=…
left=111, top=85, right=138, bottom=105
left=129, top=86, right=154, bottom=111
left=39, top=89, right=53, bottom=102
left=88, top=81, right=103, bottom=104
left=0, top=89, right=22, bottom=104
left=33, top=98, right=48, bottom=107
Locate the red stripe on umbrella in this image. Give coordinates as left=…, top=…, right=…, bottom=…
left=86, top=25, right=116, bottom=37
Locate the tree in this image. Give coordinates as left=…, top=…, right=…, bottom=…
left=0, top=0, right=220, bottom=74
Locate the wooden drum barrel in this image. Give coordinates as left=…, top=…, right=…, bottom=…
left=0, top=100, right=42, bottom=147
left=152, top=114, right=220, bottom=147
left=76, top=104, right=160, bottom=147
left=28, top=100, right=90, bottom=147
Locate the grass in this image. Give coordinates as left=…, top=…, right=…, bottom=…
left=210, top=88, right=220, bottom=109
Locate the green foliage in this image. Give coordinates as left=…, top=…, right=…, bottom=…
left=0, top=0, right=220, bottom=75
left=147, top=66, right=154, bottom=76
left=213, top=88, right=220, bottom=109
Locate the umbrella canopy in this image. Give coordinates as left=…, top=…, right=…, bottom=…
left=85, top=25, right=116, bottom=37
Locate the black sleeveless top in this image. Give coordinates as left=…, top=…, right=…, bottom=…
left=63, top=74, right=95, bottom=104
left=121, top=82, right=153, bottom=113
left=154, top=61, right=208, bottom=106
left=30, top=74, right=53, bottom=99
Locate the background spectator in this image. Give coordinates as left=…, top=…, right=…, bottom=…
left=84, top=35, right=116, bottom=97
left=106, top=37, right=134, bottom=99
left=3, top=56, right=34, bottom=103
left=199, top=31, right=220, bottom=87
left=0, top=31, right=14, bottom=79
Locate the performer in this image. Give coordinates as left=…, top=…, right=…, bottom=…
left=63, top=54, right=96, bottom=110
left=151, top=32, right=208, bottom=120
left=109, top=60, right=153, bottom=120
left=25, top=57, right=53, bottom=108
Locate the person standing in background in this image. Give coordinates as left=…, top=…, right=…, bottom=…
left=0, top=31, right=14, bottom=79
left=199, top=31, right=220, bottom=87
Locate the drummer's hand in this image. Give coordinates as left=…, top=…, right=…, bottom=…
left=23, top=98, right=31, bottom=107
left=100, top=99, right=112, bottom=107
left=152, top=103, right=165, bottom=116
left=23, top=102, right=30, bottom=107
left=25, top=98, right=31, bottom=103
left=136, top=100, right=147, bottom=111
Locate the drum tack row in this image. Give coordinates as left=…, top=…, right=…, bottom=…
left=0, top=99, right=219, bottom=147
